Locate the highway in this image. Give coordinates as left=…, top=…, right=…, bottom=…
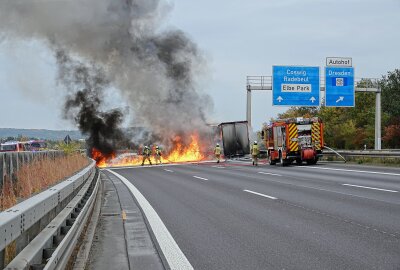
left=106, top=161, right=400, bottom=270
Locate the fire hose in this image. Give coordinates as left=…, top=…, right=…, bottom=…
left=323, top=145, right=347, bottom=162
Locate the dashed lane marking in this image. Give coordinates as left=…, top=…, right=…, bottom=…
left=342, top=184, right=398, bottom=193
left=243, top=189, right=277, bottom=200
left=300, top=166, right=400, bottom=177
left=258, top=171, right=282, bottom=177
left=193, top=176, right=208, bottom=181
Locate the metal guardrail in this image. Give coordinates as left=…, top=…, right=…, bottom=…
left=0, top=160, right=97, bottom=269
left=323, top=150, right=400, bottom=158
left=0, top=151, right=65, bottom=190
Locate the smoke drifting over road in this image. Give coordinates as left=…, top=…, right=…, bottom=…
left=0, top=0, right=213, bottom=152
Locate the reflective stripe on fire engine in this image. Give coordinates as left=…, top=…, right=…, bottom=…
left=288, top=123, right=299, bottom=151
left=312, top=122, right=321, bottom=150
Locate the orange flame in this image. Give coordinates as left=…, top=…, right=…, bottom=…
left=91, top=148, right=115, bottom=168
left=166, top=134, right=204, bottom=163
left=93, top=133, right=208, bottom=168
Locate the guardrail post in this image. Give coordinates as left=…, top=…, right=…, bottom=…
left=0, top=250, right=4, bottom=269
left=1, top=153, right=4, bottom=193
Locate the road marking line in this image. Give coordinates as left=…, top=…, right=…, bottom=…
left=193, top=176, right=208, bottom=181
left=164, top=169, right=174, bottom=173
left=121, top=210, right=127, bottom=221
left=342, top=184, right=398, bottom=193
left=243, top=189, right=277, bottom=200
left=212, top=166, right=225, bottom=169
left=258, top=171, right=282, bottom=176
left=107, top=170, right=193, bottom=270
left=300, top=166, right=400, bottom=176
left=248, top=177, right=400, bottom=205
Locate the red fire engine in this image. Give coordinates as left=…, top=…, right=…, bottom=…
left=262, top=117, right=324, bottom=166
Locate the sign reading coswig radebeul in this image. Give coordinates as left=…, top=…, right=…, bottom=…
left=273, top=66, right=320, bottom=106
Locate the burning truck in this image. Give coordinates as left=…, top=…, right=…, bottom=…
left=91, top=133, right=208, bottom=168
left=90, top=121, right=252, bottom=168
left=218, top=121, right=250, bottom=158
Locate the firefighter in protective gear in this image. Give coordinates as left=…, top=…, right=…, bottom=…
left=141, top=146, right=152, bottom=166
left=214, top=143, right=221, bottom=163
left=155, top=145, right=162, bottom=165
left=251, top=141, right=259, bottom=166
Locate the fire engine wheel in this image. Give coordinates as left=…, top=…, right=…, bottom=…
left=268, top=155, right=276, bottom=165
left=279, top=154, right=288, bottom=167
left=306, top=158, right=318, bottom=165
left=296, top=158, right=302, bottom=165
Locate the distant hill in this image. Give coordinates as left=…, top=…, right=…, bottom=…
left=0, top=128, right=84, bottom=141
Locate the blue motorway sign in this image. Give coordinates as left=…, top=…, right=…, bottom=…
left=273, top=66, right=320, bottom=106
left=325, top=67, right=354, bottom=107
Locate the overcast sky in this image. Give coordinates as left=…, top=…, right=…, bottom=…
left=0, top=0, right=399, bottom=131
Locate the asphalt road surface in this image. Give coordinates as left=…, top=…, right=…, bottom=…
left=108, top=161, right=400, bottom=270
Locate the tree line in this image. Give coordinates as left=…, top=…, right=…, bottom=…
left=274, top=69, right=400, bottom=149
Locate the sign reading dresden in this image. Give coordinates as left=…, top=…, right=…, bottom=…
left=326, top=57, right=352, bottom=67
left=272, top=66, right=320, bottom=106
left=325, top=66, right=355, bottom=107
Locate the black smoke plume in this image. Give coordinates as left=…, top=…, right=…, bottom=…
left=58, top=51, right=128, bottom=159
left=0, top=0, right=214, bottom=156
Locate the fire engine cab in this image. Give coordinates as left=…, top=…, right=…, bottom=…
left=262, top=117, right=324, bottom=166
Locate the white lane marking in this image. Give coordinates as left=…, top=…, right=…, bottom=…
left=107, top=170, right=193, bottom=270
left=243, top=189, right=277, bottom=200
left=258, top=171, right=282, bottom=177
left=251, top=176, right=400, bottom=205
left=164, top=169, right=174, bottom=173
left=212, top=166, right=225, bottom=169
left=342, top=184, right=398, bottom=193
left=300, top=166, right=400, bottom=176
left=193, top=176, right=208, bottom=181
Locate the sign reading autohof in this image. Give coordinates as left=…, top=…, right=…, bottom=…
left=326, top=57, right=352, bottom=67
left=325, top=66, right=355, bottom=107
left=272, top=66, right=320, bottom=106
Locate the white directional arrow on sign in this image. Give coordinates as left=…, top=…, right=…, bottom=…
left=277, top=96, right=283, bottom=103
left=310, top=97, right=316, bottom=103
left=336, top=96, right=344, bottom=103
